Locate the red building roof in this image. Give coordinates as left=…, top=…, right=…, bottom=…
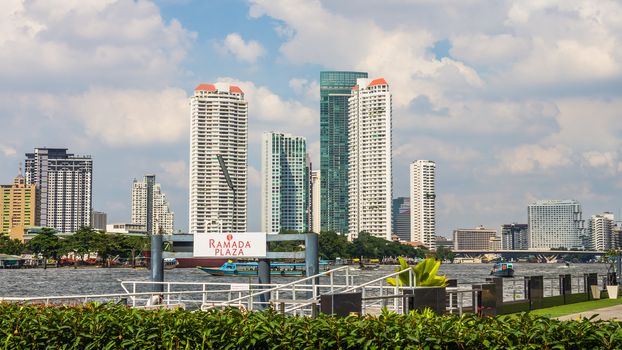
left=195, top=83, right=216, bottom=91
left=368, top=78, right=387, bottom=87
left=229, top=85, right=244, bottom=94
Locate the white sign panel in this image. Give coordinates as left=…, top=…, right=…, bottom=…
left=230, top=283, right=250, bottom=292
left=193, top=232, right=267, bottom=258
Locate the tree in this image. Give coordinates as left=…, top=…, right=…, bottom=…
left=62, top=227, right=101, bottom=265
left=122, top=235, right=149, bottom=268
left=434, top=246, right=456, bottom=263
left=0, top=235, right=26, bottom=255
left=28, top=228, right=61, bottom=269
left=94, top=233, right=126, bottom=267
left=318, top=231, right=349, bottom=259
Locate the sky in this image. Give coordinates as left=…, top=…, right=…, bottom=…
left=1, top=0, right=622, bottom=237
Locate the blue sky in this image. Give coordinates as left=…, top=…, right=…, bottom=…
left=1, top=0, right=622, bottom=236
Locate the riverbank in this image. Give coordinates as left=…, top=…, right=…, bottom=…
left=528, top=297, right=622, bottom=319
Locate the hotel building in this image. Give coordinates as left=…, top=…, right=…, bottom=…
left=348, top=77, right=392, bottom=240
left=189, top=83, right=247, bottom=234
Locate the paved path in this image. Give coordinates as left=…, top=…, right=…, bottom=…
left=557, top=304, right=622, bottom=321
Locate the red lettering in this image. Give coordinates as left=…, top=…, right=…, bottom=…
left=238, top=249, right=244, bottom=256
left=215, top=248, right=221, bottom=255
left=245, top=241, right=251, bottom=248
left=209, top=239, right=215, bottom=248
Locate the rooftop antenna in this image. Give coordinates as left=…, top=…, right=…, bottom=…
left=18, top=161, right=23, bottom=177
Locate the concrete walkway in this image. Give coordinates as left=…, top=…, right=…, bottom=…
left=557, top=304, right=622, bottom=321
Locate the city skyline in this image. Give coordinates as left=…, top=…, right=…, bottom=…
left=1, top=1, right=621, bottom=236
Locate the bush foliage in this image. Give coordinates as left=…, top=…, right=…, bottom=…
left=1, top=303, right=622, bottom=349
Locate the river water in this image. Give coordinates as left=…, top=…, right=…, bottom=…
left=0, top=263, right=610, bottom=299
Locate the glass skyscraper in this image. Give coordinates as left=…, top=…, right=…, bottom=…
left=320, top=71, right=367, bottom=234
left=261, top=132, right=310, bottom=233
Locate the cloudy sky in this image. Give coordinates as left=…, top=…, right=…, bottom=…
left=1, top=0, right=621, bottom=236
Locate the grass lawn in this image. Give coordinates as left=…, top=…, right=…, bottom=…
left=530, top=297, right=622, bottom=318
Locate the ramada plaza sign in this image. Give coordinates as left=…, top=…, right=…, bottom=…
left=193, top=232, right=267, bottom=258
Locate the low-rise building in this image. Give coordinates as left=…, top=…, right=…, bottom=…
left=1, top=170, right=36, bottom=235
left=453, top=226, right=498, bottom=251
left=501, top=223, right=529, bottom=250
left=106, top=223, right=147, bottom=235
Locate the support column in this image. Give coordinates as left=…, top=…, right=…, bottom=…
left=258, top=258, right=271, bottom=308
left=150, top=234, right=164, bottom=293
left=305, top=233, right=319, bottom=302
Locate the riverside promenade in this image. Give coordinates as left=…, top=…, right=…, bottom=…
left=557, top=303, right=622, bottom=321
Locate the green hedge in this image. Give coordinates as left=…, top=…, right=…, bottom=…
left=1, top=303, right=622, bottom=349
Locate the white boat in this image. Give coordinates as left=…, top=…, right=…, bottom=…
left=163, top=258, right=178, bottom=270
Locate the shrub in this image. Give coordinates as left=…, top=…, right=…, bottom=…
left=1, top=303, right=621, bottom=349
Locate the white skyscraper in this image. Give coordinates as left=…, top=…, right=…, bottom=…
left=527, top=200, right=585, bottom=249
left=311, top=170, right=321, bottom=233
left=131, top=175, right=174, bottom=234
left=410, top=160, right=436, bottom=248
left=589, top=212, right=614, bottom=251
left=348, top=78, right=392, bottom=240
left=189, top=83, right=247, bottom=234
left=261, top=132, right=310, bottom=233
left=24, top=148, right=92, bottom=233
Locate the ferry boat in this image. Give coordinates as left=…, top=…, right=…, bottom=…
left=163, top=258, right=178, bottom=270
left=490, top=262, right=514, bottom=277
left=198, top=262, right=307, bottom=277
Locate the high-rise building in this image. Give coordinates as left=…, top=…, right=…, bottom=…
left=589, top=212, right=614, bottom=251
left=261, top=132, right=310, bottom=233
left=189, top=83, right=247, bottom=234
left=501, top=223, right=529, bottom=250
left=410, top=160, right=436, bottom=248
left=24, top=148, right=92, bottom=233
left=453, top=226, right=498, bottom=251
left=311, top=170, right=321, bottom=233
left=91, top=211, right=107, bottom=231
left=392, top=197, right=410, bottom=241
left=320, top=71, right=368, bottom=234
left=1, top=168, right=36, bottom=235
left=131, top=175, right=174, bottom=234
left=527, top=200, right=585, bottom=249
left=348, top=77, right=392, bottom=240
left=612, top=224, right=622, bottom=250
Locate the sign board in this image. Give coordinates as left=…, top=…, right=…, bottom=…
left=193, top=232, right=267, bottom=258
left=230, top=283, right=250, bottom=292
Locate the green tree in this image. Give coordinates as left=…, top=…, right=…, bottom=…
left=28, top=228, right=61, bottom=269
left=434, top=245, right=456, bottom=263
left=318, top=231, right=350, bottom=259
left=94, top=233, right=126, bottom=267
left=122, top=235, right=149, bottom=268
left=0, top=235, right=26, bottom=255
left=63, top=227, right=101, bottom=265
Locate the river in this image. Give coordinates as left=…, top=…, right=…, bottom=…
left=0, top=263, right=610, bottom=299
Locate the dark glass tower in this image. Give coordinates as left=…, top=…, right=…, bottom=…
left=320, top=71, right=367, bottom=234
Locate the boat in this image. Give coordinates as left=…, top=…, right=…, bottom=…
left=357, top=261, right=381, bottom=271
left=490, top=262, right=514, bottom=277
left=198, top=262, right=308, bottom=277
left=163, top=258, right=178, bottom=270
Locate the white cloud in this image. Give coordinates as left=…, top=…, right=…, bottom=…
left=216, top=77, right=316, bottom=127
left=498, top=144, right=573, bottom=174
left=450, top=34, right=531, bottom=66
left=69, top=87, right=189, bottom=146
left=248, top=165, right=261, bottom=188
left=394, top=138, right=481, bottom=165
left=582, top=151, right=617, bottom=170
left=0, top=144, right=17, bottom=157
left=159, top=160, right=188, bottom=189
left=288, top=78, right=320, bottom=102
left=0, top=0, right=195, bottom=89
left=218, top=33, right=265, bottom=63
